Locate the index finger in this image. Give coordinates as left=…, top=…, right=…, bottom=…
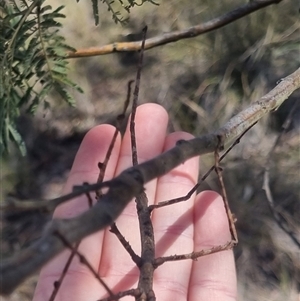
left=33, top=124, right=121, bottom=301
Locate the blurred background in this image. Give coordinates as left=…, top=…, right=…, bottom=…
left=1, top=0, right=300, bottom=300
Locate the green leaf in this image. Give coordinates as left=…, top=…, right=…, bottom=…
left=8, top=123, right=26, bottom=156
left=53, top=83, right=76, bottom=106
left=91, top=0, right=99, bottom=25
left=1, top=0, right=80, bottom=154
left=0, top=0, right=158, bottom=154
left=39, top=5, right=53, bottom=14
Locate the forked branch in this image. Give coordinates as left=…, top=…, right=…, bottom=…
left=0, top=68, right=300, bottom=295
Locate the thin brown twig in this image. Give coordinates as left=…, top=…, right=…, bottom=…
left=96, top=80, right=134, bottom=198
left=109, top=224, right=141, bottom=265
left=130, top=26, right=147, bottom=166
left=85, top=190, right=94, bottom=208
left=93, top=79, right=139, bottom=295
left=48, top=240, right=81, bottom=301
left=106, top=79, right=140, bottom=264
left=96, top=128, right=120, bottom=200
left=67, top=0, right=282, bottom=58
left=54, top=230, right=114, bottom=297
left=0, top=180, right=109, bottom=212
left=214, top=140, right=238, bottom=243
left=49, top=190, right=96, bottom=300
left=154, top=241, right=235, bottom=267
left=119, top=80, right=135, bottom=121
left=107, top=80, right=140, bottom=264
left=148, top=122, right=257, bottom=212
left=127, top=26, right=156, bottom=301
left=92, top=79, right=139, bottom=296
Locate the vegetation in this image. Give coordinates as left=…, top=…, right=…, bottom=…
left=0, top=0, right=157, bottom=156
left=1, top=0, right=299, bottom=300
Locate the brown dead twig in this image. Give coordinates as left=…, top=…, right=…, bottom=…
left=66, top=0, right=282, bottom=59
left=53, top=230, right=114, bottom=297
left=148, top=122, right=257, bottom=212
left=127, top=27, right=157, bottom=301
left=0, top=68, right=300, bottom=295
left=48, top=77, right=136, bottom=299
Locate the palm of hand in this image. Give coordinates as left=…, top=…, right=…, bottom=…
left=33, top=104, right=236, bottom=301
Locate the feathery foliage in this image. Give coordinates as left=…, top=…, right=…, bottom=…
left=0, top=0, right=82, bottom=156
left=88, top=0, right=159, bottom=25
left=0, top=0, right=157, bottom=156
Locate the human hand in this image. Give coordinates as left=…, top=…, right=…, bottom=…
left=33, top=103, right=237, bottom=301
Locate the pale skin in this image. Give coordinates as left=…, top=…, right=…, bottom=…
left=33, top=103, right=237, bottom=301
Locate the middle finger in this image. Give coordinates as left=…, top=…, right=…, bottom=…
left=98, top=103, right=169, bottom=292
